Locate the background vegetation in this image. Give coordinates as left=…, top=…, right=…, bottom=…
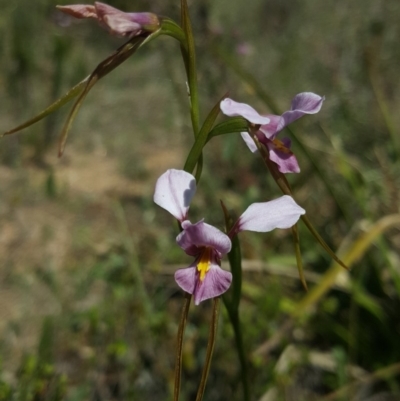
left=0, top=0, right=399, bottom=399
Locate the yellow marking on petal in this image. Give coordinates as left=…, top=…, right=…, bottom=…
left=272, top=138, right=292, bottom=154
left=197, top=248, right=212, bottom=282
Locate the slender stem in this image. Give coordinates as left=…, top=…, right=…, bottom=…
left=291, top=224, right=308, bottom=291
left=174, top=293, right=192, bottom=401
left=195, top=298, right=220, bottom=401
left=250, top=130, right=350, bottom=271
left=180, top=2, right=200, bottom=136
left=225, top=304, right=250, bottom=401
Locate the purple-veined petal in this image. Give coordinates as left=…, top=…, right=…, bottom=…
left=234, top=195, right=305, bottom=233
left=240, top=132, right=258, bottom=153
left=291, top=92, right=324, bottom=113
left=174, top=263, right=232, bottom=305
left=267, top=140, right=300, bottom=174
left=281, top=92, right=324, bottom=128
left=177, top=220, right=231, bottom=256
left=154, top=169, right=196, bottom=222
left=220, top=99, right=270, bottom=125
left=174, top=264, right=197, bottom=294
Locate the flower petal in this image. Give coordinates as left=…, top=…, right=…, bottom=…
left=100, top=14, right=142, bottom=36
left=235, top=195, right=305, bottom=233
left=281, top=92, right=324, bottom=128
left=154, top=169, right=196, bottom=222
left=267, top=140, right=300, bottom=174
left=220, top=99, right=270, bottom=125
left=95, top=3, right=159, bottom=36
left=174, top=264, right=232, bottom=305
left=177, top=220, right=231, bottom=256
left=57, top=4, right=98, bottom=19
left=240, top=132, right=258, bottom=153
left=259, top=115, right=285, bottom=139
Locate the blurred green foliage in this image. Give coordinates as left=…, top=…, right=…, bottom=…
left=0, top=0, right=400, bottom=400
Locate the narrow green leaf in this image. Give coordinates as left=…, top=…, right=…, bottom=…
left=58, top=31, right=162, bottom=156
left=194, top=155, right=203, bottom=183
left=160, top=18, right=187, bottom=50
left=57, top=78, right=97, bottom=156
left=184, top=93, right=226, bottom=174
left=207, top=117, right=248, bottom=139
left=3, top=29, right=163, bottom=151
left=2, top=77, right=88, bottom=137
left=301, top=214, right=349, bottom=271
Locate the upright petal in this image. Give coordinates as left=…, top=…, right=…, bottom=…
left=177, top=220, right=231, bottom=256
left=281, top=92, right=324, bottom=128
left=220, top=99, right=270, bottom=125
left=234, top=195, right=305, bottom=233
left=154, top=169, right=196, bottom=222
left=174, top=263, right=232, bottom=305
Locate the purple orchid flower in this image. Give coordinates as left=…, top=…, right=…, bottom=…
left=220, top=93, right=324, bottom=174
left=154, top=169, right=305, bottom=305
left=57, top=2, right=160, bottom=38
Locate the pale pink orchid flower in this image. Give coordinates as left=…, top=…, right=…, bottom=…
left=154, top=169, right=305, bottom=305
left=220, top=93, right=324, bottom=174
left=57, top=2, right=160, bottom=38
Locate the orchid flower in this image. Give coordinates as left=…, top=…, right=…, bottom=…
left=57, top=2, right=160, bottom=38
left=220, top=93, right=324, bottom=173
left=154, top=169, right=305, bottom=305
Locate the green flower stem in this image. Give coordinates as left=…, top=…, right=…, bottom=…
left=160, top=18, right=187, bottom=50
left=174, top=292, right=192, bottom=401
left=184, top=94, right=226, bottom=174
left=173, top=2, right=203, bottom=390
left=291, top=224, right=308, bottom=291
left=223, top=298, right=250, bottom=401
left=220, top=202, right=249, bottom=401
left=180, top=0, right=200, bottom=137
left=227, top=232, right=243, bottom=312
left=250, top=129, right=350, bottom=271
left=195, top=298, right=220, bottom=401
